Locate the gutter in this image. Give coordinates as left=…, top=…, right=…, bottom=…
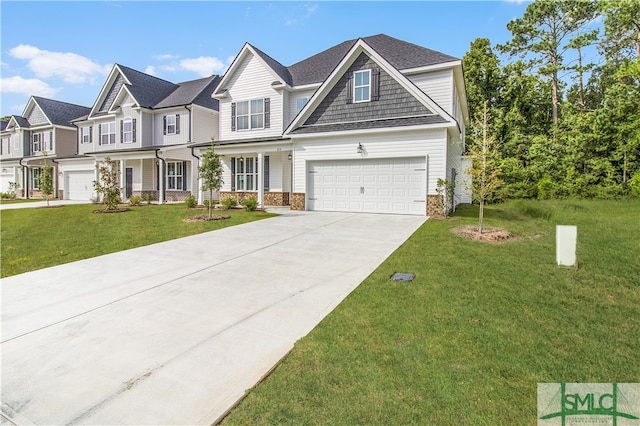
left=155, top=149, right=165, bottom=203
left=50, top=157, right=60, bottom=199
left=190, top=145, right=202, bottom=205
left=19, top=158, right=29, bottom=199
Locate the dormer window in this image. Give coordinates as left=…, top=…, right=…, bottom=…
left=354, top=70, right=371, bottom=103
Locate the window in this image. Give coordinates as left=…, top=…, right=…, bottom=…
left=167, top=161, right=184, bottom=190
left=32, top=133, right=41, bottom=153
left=354, top=70, right=371, bottom=103
left=296, top=97, right=309, bottom=113
left=233, top=157, right=258, bottom=191
left=121, top=119, right=134, bottom=143
left=100, top=122, right=116, bottom=145
left=32, top=168, right=41, bottom=189
left=81, top=126, right=91, bottom=144
left=164, top=114, right=180, bottom=135
left=232, top=98, right=270, bottom=131
left=43, top=132, right=52, bottom=151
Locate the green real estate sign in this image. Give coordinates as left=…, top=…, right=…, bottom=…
left=538, top=383, right=640, bottom=425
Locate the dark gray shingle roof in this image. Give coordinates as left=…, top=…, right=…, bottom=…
left=288, top=34, right=459, bottom=86
left=250, top=44, right=293, bottom=86
left=10, top=115, right=30, bottom=128
left=33, top=97, right=91, bottom=127
left=154, top=75, right=221, bottom=110
left=117, top=64, right=179, bottom=108
left=1, top=119, right=8, bottom=131
left=290, top=115, right=448, bottom=134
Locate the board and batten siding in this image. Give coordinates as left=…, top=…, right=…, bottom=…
left=153, top=109, right=189, bottom=146
left=219, top=53, right=284, bottom=141
left=409, top=69, right=453, bottom=116
left=293, top=128, right=447, bottom=196
left=141, top=158, right=157, bottom=190
left=141, top=112, right=153, bottom=147
left=55, top=128, right=78, bottom=157
left=192, top=106, right=218, bottom=144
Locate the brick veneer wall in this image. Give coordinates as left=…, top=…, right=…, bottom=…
left=133, top=190, right=159, bottom=201
left=426, top=194, right=443, bottom=217
left=291, top=193, right=305, bottom=211
left=164, top=190, right=191, bottom=202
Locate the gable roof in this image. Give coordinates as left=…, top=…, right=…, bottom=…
left=30, top=97, right=91, bottom=127
left=7, top=115, right=30, bottom=128
left=284, top=38, right=457, bottom=136
left=251, top=45, right=293, bottom=86
left=117, top=64, right=179, bottom=109
left=287, top=34, right=459, bottom=87
left=1, top=119, right=9, bottom=132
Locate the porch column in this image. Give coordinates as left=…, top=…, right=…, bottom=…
left=257, top=152, right=264, bottom=208
left=119, top=159, right=125, bottom=200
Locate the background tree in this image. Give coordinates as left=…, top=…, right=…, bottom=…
left=40, top=161, right=54, bottom=207
left=199, top=144, right=223, bottom=219
left=93, top=157, right=121, bottom=210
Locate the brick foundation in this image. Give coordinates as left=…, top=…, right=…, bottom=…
left=426, top=194, right=443, bottom=217
left=133, top=190, right=159, bottom=201
left=164, top=190, right=191, bottom=202
left=58, top=189, right=64, bottom=199
left=291, top=192, right=305, bottom=211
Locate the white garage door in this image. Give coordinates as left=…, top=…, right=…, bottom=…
left=308, top=157, right=426, bottom=215
left=66, top=170, right=95, bottom=201
left=0, top=174, right=13, bottom=193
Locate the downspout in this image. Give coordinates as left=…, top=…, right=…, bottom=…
left=190, top=145, right=203, bottom=206
left=51, top=157, right=59, bottom=199
left=19, top=158, right=29, bottom=199
left=155, top=149, right=165, bottom=203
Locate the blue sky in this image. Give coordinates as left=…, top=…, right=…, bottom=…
left=0, top=1, right=532, bottom=115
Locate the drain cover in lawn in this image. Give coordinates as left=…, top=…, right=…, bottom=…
left=391, top=272, right=415, bottom=282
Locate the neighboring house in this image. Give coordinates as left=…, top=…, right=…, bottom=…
left=58, top=64, right=220, bottom=202
left=0, top=97, right=91, bottom=198
left=192, top=34, right=469, bottom=216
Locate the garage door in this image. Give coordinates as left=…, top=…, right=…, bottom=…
left=66, top=170, right=95, bottom=201
left=308, top=157, right=426, bottom=215
left=0, top=174, right=13, bottom=193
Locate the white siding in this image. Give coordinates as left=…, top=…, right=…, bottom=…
left=154, top=109, right=189, bottom=146
left=141, top=112, right=153, bottom=147
left=409, top=69, right=453, bottom=116
left=219, top=53, right=284, bottom=141
left=287, top=89, right=316, bottom=128
left=192, top=106, right=218, bottom=144
left=293, top=129, right=447, bottom=196
left=141, top=158, right=156, bottom=190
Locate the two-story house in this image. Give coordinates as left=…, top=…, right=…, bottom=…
left=192, top=34, right=469, bottom=216
left=58, top=64, right=220, bottom=202
left=0, top=97, right=91, bottom=198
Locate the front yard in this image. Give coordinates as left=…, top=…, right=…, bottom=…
left=0, top=204, right=276, bottom=278
left=221, top=199, right=640, bottom=424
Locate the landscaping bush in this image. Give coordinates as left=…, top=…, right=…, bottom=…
left=129, top=195, right=143, bottom=206
left=242, top=196, right=258, bottom=212
left=185, top=195, right=197, bottom=208
left=629, top=171, right=640, bottom=197
left=221, top=197, right=237, bottom=210
left=145, top=193, right=153, bottom=205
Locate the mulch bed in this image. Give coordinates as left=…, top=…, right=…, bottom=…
left=92, top=208, right=131, bottom=214
left=183, top=214, right=231, bottom=222
left=451, top=225, right=517, bottom=243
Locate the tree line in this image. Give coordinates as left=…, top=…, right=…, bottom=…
left=463, top=0, right=640, bottom=200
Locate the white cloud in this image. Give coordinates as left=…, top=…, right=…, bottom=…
left=179, top=56, right=225, bottom=77
left=0, top=76, right=58, bottom=98
left=9, top=44, right=111, bottom=84
left=154, top=54, right=176, bottom=61
left=145, top=66, right=158, bottom=76
left=305, top=3, right=318, bottom=16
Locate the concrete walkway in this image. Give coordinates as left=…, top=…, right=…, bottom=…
left=0, top=199, right=90, bottom=210
left=1, top=211, right=425, bottom=425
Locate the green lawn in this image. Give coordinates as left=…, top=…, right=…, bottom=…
left=222, top=199, right=640, bottom=425
left=0, top=204, right=276, bottom=278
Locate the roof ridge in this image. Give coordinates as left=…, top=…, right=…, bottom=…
left=31, top=96, right=91, bottom=109
left=116, top=63, right=178, bottom=87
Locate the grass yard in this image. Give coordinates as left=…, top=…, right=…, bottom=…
left=222, top=199, right=640, bottom=425
left=0, top=204, right=276, bottom=278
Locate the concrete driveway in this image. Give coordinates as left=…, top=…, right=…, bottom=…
left=1, top=210, right=425, bottom=425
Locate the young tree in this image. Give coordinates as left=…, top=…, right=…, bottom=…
left=94, top=157, right=121, bottom=210
left=40, top=161, right=54, bottom=207
left=467, top=101, right=502, bottom=234
left=199, top=144, right=223, bottom=219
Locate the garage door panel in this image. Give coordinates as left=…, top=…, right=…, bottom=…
left=67, top=171, right=95, bottom=201
left=308, top=157, right=426, bottom=215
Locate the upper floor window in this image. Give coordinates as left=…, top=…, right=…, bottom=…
left=32, top=133, right=41, bottom=153
left=121, top=118, right=136, bottom=143
left=99, top=122, right=116, bottom=145
left=43, top=132, right=52, bottom=151
left=0, top=137, right=7, bottom=154
left=296, top=97, right=309, bottom=113
left=231, top=98, right=270, bottom=131
left=81, top=126, right=92, bottom=144
left=164, top=114, right=180, bottom=135
left=354, top=70, right=371, bottom=103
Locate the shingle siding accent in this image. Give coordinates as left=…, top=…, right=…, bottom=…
left=26, top=105, right=48, bottom=126
left=99, top=74, right=126, bottom=113
left=300, top=53, right=435, bottom=132
left=291, top=115, right=448, bottom=134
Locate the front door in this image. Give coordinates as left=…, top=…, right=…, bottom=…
left=125, top=167, right=133, bottom=199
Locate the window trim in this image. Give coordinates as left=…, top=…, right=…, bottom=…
left=122, top=118, right=134, bottom=143
left=353, top=69, right=371, bottom=103
left=81, top=126, right=92, bottom=144
left=166, top=161, right=184, bottom=191
left=233, top=156, right=259, bottom=191
left=32, top=167, right=41, bottom=189
left=235, top=99, right=264, bottom=131
left=100, top=122, right=116, bottom=145
left=32, top=133, right=41, bottom=153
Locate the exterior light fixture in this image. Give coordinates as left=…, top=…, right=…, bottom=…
left=357, top=143, right=364, bottom=154
left=239, top=155, right=244, bottom=162
left=288, top=153, right=292, bottom=160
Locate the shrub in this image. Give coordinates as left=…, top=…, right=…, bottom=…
left=629, top=171, right=640, bottom=197
left=129, top=195, right=143, bottom=206
left=185, top=195, right=197, bottom=208
left=221, top=197, right=237, bottom=210
left=536, top=175, right=554, bottom=200
left=145, top=193, right=153, bottom=205
left=242, top=196, right=258, bottom=212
